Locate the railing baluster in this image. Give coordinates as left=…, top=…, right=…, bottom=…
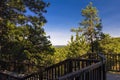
left=119, top=54, right=120, bottom=71
left=2, top=53, right=120, bottom=80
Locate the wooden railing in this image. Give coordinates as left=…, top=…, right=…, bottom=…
left=105, top=53, right=120, bottom=71
left=0, top=71, right=43, bottom=80
left=58, top=62, right=105, bottom=80
left=57, top=53, right=106, bottom=80
left=1, top=53, right=120, bottom=80
left=0, top=60, right=44, bottom=80
left=0, top=60, right=44, bottom=74
left=42, top=59, right=99, bottom=80
left=0, top=54, right=120, bottom=80
left=0, top=58, right=99, bottom=80
left=81, top=53, right=120, bottom=72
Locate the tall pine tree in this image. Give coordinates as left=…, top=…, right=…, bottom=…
left=80, top=2, right=102, bottom=52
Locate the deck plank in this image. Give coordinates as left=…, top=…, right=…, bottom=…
left=107, top=72, right=120, bottom=80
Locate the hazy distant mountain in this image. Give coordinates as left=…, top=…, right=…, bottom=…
left=54, top=45, right=66, bottom=48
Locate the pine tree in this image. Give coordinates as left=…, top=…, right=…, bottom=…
left=0, top=0, right=54, bottom=64
left=80, top=2, right=102, bottom=52
left=99, top=34, right=120, bottom=53
left=67, top=27, right=89, bottom=58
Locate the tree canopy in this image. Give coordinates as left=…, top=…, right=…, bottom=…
left=80, top=2, right=103, bottom=52
left=99, top=34, right=120, bottom=53
left=0, top=0, right=54, bottom=65
left=0, top=1, right=120, bottom=69
left=67, top=28, right=89, bottom=58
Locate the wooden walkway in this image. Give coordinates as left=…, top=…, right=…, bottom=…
left=107, top=72, right=120, bottom=80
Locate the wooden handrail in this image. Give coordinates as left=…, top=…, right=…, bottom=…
left=3, top=53, right=120, bottom=80
left=45, top=58, right=99, bottom=70
left=57, top=61, right=103, bottom=80
left=57, top=53, right=106, bottom=80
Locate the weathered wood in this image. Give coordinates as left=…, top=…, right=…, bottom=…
left=57, top=53, right=106, bottom=80
left=1, top=53, right=120, bottom=80
left=104, top=53, right=120, bottom=72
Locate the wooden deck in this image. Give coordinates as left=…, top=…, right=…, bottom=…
left=107, top=72, right=120, bottom=80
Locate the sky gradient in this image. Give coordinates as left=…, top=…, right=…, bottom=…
left=43, top=0, right=120, bottom=45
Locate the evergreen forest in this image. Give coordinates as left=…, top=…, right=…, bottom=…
left=0, top=0, right=120, bottom=72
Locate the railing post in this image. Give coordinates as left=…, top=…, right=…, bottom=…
left=99, top=53, right=106, bottom=80
left=39, top=72, right=43, bottom=80
left=68, top=60, right=72, bottom=73
left=103, top=63, right=106, bottom=80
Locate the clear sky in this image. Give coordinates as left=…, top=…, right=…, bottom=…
left=43, top=0, right=120, bottom=45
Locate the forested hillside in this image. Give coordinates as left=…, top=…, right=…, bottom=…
left=0, top=1, right=120, bottom=67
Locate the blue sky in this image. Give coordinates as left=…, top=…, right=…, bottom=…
left=43, top=0, right=120, bottom=45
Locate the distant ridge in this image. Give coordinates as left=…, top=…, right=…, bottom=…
left=53, top=45, right=66, bottom=48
